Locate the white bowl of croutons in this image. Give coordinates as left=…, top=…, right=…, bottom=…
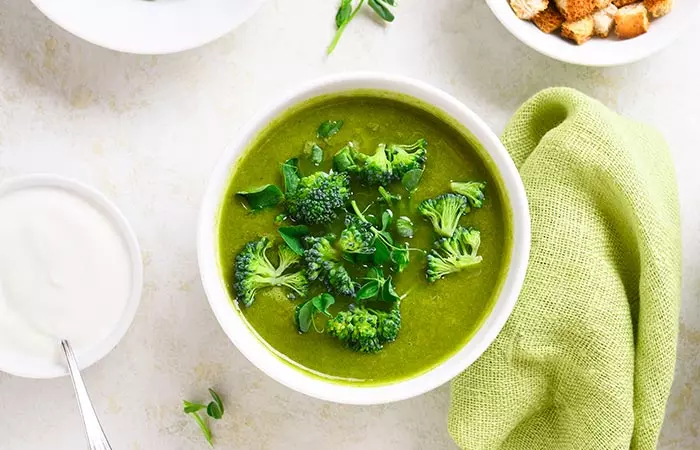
left=487, top=0, right=699, bottom=66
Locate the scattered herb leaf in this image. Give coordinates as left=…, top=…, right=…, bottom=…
left=183, top=389, right=225, bottom=447
left=183, top=401, right=206, bottom=414
left=278, top=225, right=310, bottom=256
left=368, top=0, right=395, bottom=21
left=295, top=293, right=336, bottom=333
left=281, top=158, right=301, bottom=193
left=373, top=239, right=391, bottom=265
left=396, top=216, right=414, bottom=238
left=274, top=214, right=287, bottom=225
left=401, top=169, right=424, bottom=196
left=381, top=276, right=401, bottom=303
left=208, top=389, right=224, bottom=417
left=303, top=142, right=324, bottom=166
left=311, top=293, right=335, bottom=317
left=317, top=120, right=344, bottom=140
left=381, top=210, right=393, bottom=231
left=237, top=185, right=284, bottom=211
left=357, top=281, right=380, bottom=300
left=328, top=0, right=397, bottom=54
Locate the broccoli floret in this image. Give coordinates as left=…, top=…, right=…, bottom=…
left=327, top=303, right=402, bottom=353
left=387, top=138, right=427, bottom=179
left=285, top=171, right=351, bottom=225
left=358, top=144, right=393, bottom=186
left=303, top=235, right=356, bottom=297
left=450, top=181, right=486, bottom=209
left=338, top=215, right=376, bottom=255
left=418, top=193, right=470, bottom=237
left=426, top=227, right=483, bottom=282
left=332, top=143, right=364, bottom=174
left=234, top=237, right=309, bottom=307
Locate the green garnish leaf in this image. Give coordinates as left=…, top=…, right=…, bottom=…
left=336, top=0, right=353, bottom=27
left=237, top=185, right=284, bottom=211
left=317, top=120, right=344, bottom=140
left=183, top=400, right=206, bottom=414
left=380, top=276, right=401, bottom=303
left=208, top=389, right=224, bottom=417
left=373, top=239, right=391, bottom=265
left=401, top=169, right=424, bottom=195
left=296, top=293, right=336, bottom=332
left=381, top=210, right=393, bottom=231
left=357, top=281, right=380, bottom=301
left=379, top=230, right=394, bottom=245
left=207, top=402, right=223, bottom=420
left=368, top=0, right=395, bottom=22
left=390, top=245, right=410, bottom=273
left=311, top=293, right=336, bottom=317
left=396, top=216, right=414, bottom=238
left=278, top=225, right=310, bottom=255
left=274, top=214, right=287, bottom=225
left=311, top=145, right=324, bottom=166
left=281, top=158, right=301, bottom=193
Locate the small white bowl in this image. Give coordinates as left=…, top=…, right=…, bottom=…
left=198, top=73, right=531, bottom=405
left=486, top=0, right=700, bottom=66
left=30, top=0, right=264, bottom=55
left=0, top=174, right=143, bottom=379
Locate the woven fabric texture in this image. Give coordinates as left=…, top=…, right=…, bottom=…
left=448, top=88, right=682, bottom=450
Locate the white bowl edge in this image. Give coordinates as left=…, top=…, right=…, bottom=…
left=197, top=73, right=531, bottom=405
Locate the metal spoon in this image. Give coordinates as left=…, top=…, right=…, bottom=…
left=60, top=340, right=113, bottom=450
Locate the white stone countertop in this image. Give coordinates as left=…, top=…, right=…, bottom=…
left=0, top=0, right=698, bottom=449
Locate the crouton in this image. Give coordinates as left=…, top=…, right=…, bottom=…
left=593, top=4, right=618, bottom=37
left=533, top=4, right=566, bottom=33
left=561, top=16, right=595, bottom=44
left=510, top=0, right=549, bottom=19
left=644, top=0, right=673, bottom=17
left=554, top=0, right=600, bottom=21
left=615, top=3, right=650, bottom=39
left=596, top=0, right=612, bottom=8
left=613, top=0, right=637, bottom=6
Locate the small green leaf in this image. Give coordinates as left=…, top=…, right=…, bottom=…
left=311, top=145, right=323, bottom=166
left=381, top=277, right=401, bottom=303
left=366, top=266, right=384, bottom=280
left=390, top=245, right=410, bottom=273
left=396, top=216, right=414, bottom=238
left=208, top=389, right=224, bottom=416
left=401, top=169, right=424, bottom=195
left=317, top=120, right=344, bottom=139
left=274, top=214, right=287, bottom=225
left=379, top=230, right=394, bottom=245
left=207, top=402, right=223, bottom=420
left=278, top=225, right=310, bottom=256
left=381, top=210, right=393, bottom=231
left=311, top=293, right=335, bottom=317
left=336, top=0, right=353, bottom=27
left=295, top=301, right=316, bottom=333
left=357, top=281, right=380, bottom=301
left=373, top=239, right=391, bottom=265
left=183, top=400, right=206, bottom=414
left=281, top=158, right=301, bottom=193
left=237, top=185, right=284, bottom=211
left=368, top=0, right=395, bottom=22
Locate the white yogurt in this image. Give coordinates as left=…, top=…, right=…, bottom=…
left=0, top=185, right=133, bottom=368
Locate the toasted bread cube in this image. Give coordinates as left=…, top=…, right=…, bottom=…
left=554, top=0, right=600, bottom=21
left=644, top=0, right=673, bottom=17
left=562, top=16, right=595, bottom=44
left=593, top=4, right=618, bottom=37
left=596, top=0, right=612, bottom=8
left=615, top=3, right=650, bottom=39
left=613, top=0, right=637, bottom=6
left=533, top=4, right=566, bottom=33
left=510, top=0, right=549, bottom=19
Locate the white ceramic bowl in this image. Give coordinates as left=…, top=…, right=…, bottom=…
left=0, top=174, right=143, bottom=378
left=30, top=0, right=263, bottom=55
left=198, top=73, right=531, bottom=405
left=486, top=0, right=700, bottom=66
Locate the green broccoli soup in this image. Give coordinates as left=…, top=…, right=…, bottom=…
left=217, top=92, right=512, bottom=385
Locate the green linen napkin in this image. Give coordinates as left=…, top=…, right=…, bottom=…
left=448, top=88, right=682, bottom=450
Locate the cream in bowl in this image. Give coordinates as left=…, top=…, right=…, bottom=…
left=198, top=73, right=530, bottom=404
left=0, top=175, right=143, bottom=379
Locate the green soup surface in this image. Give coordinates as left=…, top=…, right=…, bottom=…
left=217, top=92, right=512, bottom=385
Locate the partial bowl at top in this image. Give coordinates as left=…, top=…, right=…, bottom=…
left=30, top=0, right=263, bottom=54
left=197, top=73, right=530, bottom=405
left=485, top=0, right=699, bottom=66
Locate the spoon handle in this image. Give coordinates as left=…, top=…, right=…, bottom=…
left=61, top=340, right=113, bottom=450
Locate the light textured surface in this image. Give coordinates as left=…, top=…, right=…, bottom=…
left=0, top=1, right=698, bottom=449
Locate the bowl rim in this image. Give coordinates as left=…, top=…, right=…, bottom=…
left=0, top=174, right=144, bottom=379
left=29, top=0, right=264, bottom=55
left=484, top=0, right=700, bottom=67
left=197, top=72, right=531, bottom=405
